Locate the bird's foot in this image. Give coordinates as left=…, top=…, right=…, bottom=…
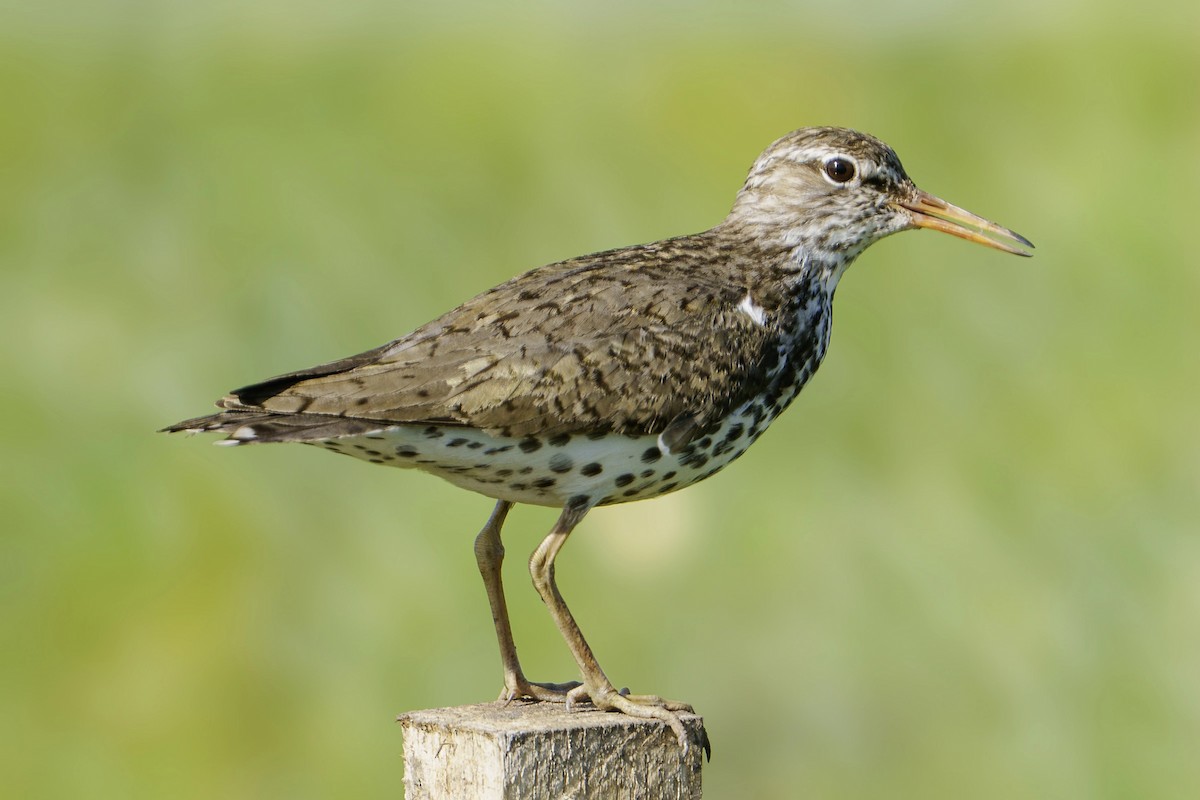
left=497, top=676, right=582, bottom=704
left=567, top=682, right=711, bottom=760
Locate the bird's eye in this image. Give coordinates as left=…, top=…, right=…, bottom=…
left=823, top=157, right=857, bottom=184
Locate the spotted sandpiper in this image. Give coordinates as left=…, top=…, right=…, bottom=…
left=164, top=127, right=1032, bottom=752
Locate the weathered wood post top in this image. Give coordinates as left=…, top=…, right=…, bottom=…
left=399, top=702, right=705, bottom=799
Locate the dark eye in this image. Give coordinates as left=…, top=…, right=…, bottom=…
left=824, top=157, right=856, bottom=184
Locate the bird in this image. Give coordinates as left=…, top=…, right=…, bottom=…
left=163, top=126, right=1032, bottom=754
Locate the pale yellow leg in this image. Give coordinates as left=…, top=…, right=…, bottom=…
left=527, top=504, right=708, bottom=755
left=473, top=500, right=579, bottom=702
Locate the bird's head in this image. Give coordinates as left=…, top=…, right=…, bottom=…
left=726, top=127, right=1032, bottom=269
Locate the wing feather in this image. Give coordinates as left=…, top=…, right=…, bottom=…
left=216, top=235, right=783, bottom=439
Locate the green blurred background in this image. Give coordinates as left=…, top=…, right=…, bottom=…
left=2, top=1, right=1198, bottom=797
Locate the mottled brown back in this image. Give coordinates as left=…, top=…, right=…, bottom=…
left=216, top=232, right=788, bottom=440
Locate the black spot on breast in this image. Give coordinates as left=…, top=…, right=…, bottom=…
left=640, top=469, right=655, bottom=479
left=423, top=427, right=444, bottom=439
left=659, top=482, right=678, bottom=493
left=581, top=463, right=603, bottom=477
left=446, top=438, right=468, bottom=448
left=395, top=446, right=419, bottom=457
left=467, top=441, right=484, bottom=449
left=518, top=438, right=542, bottom=453
left=641, top=447, right=662, bottom=464
left=548, top=433, right=572, bottom=447
left=614, top=473, right=634, bottom=487
left=549, top=454, right=574, bottom=473
left=567, top=494, right=591, bottom=511
left=496, top=469, right=513, bottom=477
left=532, top=477, right=556, bottom=489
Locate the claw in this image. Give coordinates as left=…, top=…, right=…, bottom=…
left=697, top=725, right=713, bottom=762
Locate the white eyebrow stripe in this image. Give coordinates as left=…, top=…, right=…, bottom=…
left=737, top=293, right=767, bottom=326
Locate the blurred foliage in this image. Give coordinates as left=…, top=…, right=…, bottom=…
left=2, top=1, right=1198, bottom=797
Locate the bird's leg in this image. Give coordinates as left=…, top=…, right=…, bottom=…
left=528, top=504, right=707, bottom=754
left=474, top=500, right=579, bottom=702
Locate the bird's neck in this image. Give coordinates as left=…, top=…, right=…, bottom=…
left=782, top=250, right=854, bottom=298
left=712, top=220, right=855, bottom=307
left=753, top=248, right=843, bottom=393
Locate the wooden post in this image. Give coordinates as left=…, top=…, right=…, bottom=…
left=398, top=702, right=705, bottom=799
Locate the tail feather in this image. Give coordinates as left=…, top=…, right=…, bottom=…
left=159, top=411, right=394, bottom=444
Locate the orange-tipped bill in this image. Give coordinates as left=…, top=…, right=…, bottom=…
left=899, top=190, right=1033, bottom=257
